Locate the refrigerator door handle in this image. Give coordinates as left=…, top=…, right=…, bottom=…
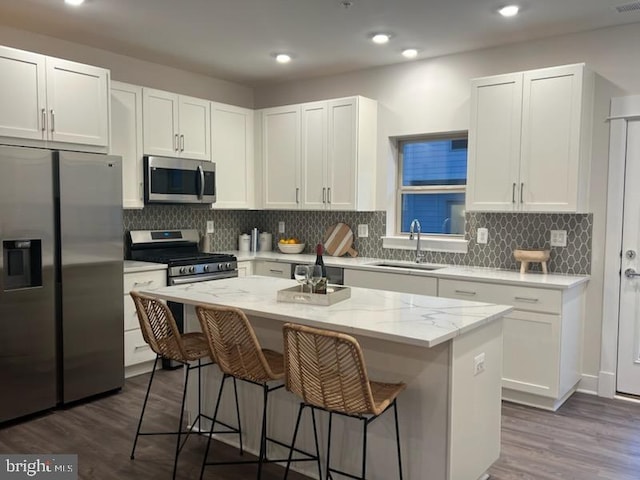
left=197, top=164, right=204, bottom=200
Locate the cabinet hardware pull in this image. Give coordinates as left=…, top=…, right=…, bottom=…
left=296, top=187, right=300, bottom=204
left=514, top=296, right=539, bottom=302
left=180, top=134, right=185, bottom=152
left=512, top=183, right=516, bottom=204
left=269, top=269, right=284, bottom=274
left=520, top=182, right=524, bottom=203
left=327, top=187, right=331, bottom=204
left=139, top=182, right=143, bottom=201
left=41, top=108, right=46, bottom=132
left=323, top=187, right=326, bottom=203
left=174, top=134, right=179, bottom=151
left=134, top=344, right=148, bottom=350
left=454, top=289, right=476, bottom=296
left=50, top=109, right=55, bottom=133
left=133, top=280, right=154, bottom=287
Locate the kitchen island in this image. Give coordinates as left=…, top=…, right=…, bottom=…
left=142, top=276, right=512, bottom=480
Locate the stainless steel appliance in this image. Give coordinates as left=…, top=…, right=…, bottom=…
left=0, top=146, right=124, bottom=423
left=127, top=229, right=237, bottom=368
left=144, top=156, right=215, bottom=204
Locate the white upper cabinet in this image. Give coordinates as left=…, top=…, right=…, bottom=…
left=0, top=45, right=110, bottom=151
left=142, top=88, right=211, bottom=161
left=111, top=81, right=144, bottom=209
left=466, top=64, right=593, bottom=213
left=262, top=96, right=377, bottom=211
left=211, top=102, right=254, bottom=209
left=261, top=104, right=301, bottom=209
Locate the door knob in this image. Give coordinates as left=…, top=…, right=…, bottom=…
left=626, top=250, right=636, bottom=260
left=624, top=268, right=640, bottom=278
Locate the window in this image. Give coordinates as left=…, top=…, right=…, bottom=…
left=397, top=135, right=467, bottom=235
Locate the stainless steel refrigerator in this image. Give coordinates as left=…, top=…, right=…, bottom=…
left=0, top=146, right=124, bottom=423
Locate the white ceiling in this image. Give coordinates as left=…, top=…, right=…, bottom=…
left=0, top=0, right=639, bottom=86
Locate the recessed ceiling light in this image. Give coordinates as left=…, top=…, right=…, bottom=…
left=498, top=5, right=520, bottom=17
left=65, top=0, right=85, bottom=6
left=275, top=53, right=292, bottom=64
left=371, top=33, right=391, bottom=45
left=402, top=49, right=419, bottom=59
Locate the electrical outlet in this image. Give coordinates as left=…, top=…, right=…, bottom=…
left=357, top=224, right=369, bottom=238
left=473, top=353, right=486, bottom=376
left=550, top=230, right=567, bottom=247
left=278, top=221, right=285, bottom=234
left=206, top=221, right=214, bottom=234
left=477, top=228, right=488, bottom=244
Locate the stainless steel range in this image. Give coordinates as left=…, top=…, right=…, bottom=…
left=127, top=229, right=238, bottom=285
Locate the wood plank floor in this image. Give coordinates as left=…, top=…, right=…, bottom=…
left=1, top=368, right=640, bottom=480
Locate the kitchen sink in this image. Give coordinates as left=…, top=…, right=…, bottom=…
left=367, top=262, right=444, bottom=271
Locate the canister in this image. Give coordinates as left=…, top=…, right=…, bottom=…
left=259, top=232, right=272, bottom=251
left=250, top=227, right=259, bottom=252
left=239, top=234, right=250, bottom=252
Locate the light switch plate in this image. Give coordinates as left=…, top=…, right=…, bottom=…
left=206, top=221, right=215, bottom=234
left=357, top=224, right=369, bottom=238
left=278, top=221, right=285, bottom=234
left=550, top=230, right=567, bottom=247
left=477, top=228, right=488, bottom=244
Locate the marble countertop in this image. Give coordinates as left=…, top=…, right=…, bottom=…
left=141, top=276, right=513, bottom=348
left=223, top=251, right=589, bottom=289
left=124, top=260, right=168, bottom=274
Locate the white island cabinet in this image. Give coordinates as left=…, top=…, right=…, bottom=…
left=143, top=276, right=511, bottom=480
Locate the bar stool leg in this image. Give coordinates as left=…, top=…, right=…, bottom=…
left=172, top=364, right=190, bottom=480
left=393, top=401, right=403, bottom=480
left=232, top=377, right=243, bottom=455
left=130, top=355, right=159, bottom=460
left=326, top=412, right=333, bottom=480
left=310, top=407, right=322, bottom=480
left=284, top=403, right=305, bottom=479
left=257, top=384, right=269, bottom=480
left=197, top=359, right=202, bottom=433
left=361, top=418, right=368, bottom=480
left=200, top=374, right=228, bottom=480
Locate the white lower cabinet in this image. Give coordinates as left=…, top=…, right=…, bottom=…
left=123, top=268, right=167, bottom=378
left=438, top=278, right=585, bottom=410
left=343, top=269, right=438, bottom=296
left=237, top=260, right=254, bottom=277
left=254, top=261, right=290, bottom=279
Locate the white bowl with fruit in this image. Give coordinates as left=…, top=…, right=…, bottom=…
left=277, top=238, right=305, bottom=254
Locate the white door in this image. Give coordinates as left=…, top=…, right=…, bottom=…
left=211, top=102, right=254, bottom=209
left=0, top=46, right=47, bottom=141
left=301, top=101, right=327, bottom=210
left=262, top=105, right=301, bottom=209
left=178, top=95, right=210, bottom=160
left=142, top=88, right=179, bottom=156
left=618, top=119, right=640, bottom=396
left=327, top=98, right=358, bottom=210
left=45, top=57, right=109, bottom=146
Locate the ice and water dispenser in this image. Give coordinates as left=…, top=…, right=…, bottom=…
left=2, top=240, right=43, bottom=290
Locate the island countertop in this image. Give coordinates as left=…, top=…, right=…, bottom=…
left=142, top=275, right=512, bottom=348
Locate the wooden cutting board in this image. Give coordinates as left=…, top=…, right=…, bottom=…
left=323, top=223, right=358, bottom=257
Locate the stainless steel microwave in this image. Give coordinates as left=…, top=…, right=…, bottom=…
left=144, top=156, right=215, bottom=204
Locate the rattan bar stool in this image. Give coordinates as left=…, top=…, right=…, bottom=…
left=196, top=304, right=320, bottom=480
left=129, top=292, right=242, bottom=480
left=282, top=323, right=406, bottom=480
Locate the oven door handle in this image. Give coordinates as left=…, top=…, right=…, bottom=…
left=170, top=271, right=238, bottom=285
left=197, top=164, right=205, bottom=200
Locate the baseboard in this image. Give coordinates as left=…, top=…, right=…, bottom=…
left=597, top=371, right=616, bottom=398
left=576, top=374, right=598, bottom=395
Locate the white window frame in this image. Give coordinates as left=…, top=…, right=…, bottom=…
left=395, top=134, right=468, bottom=238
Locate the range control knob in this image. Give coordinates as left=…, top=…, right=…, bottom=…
left=226, top=262, right=232, bottom=270
left=203, top=265, right=209, bottom=272
left=179, top=267, right=186, bottom=274
left=217, top=263, right=223, bottom=271
left=189, top=266, right=195, bottom=274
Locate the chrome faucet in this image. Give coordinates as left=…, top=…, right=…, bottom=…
left=409, top=219, right=425, bottom=263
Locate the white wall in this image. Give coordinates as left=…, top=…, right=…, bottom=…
left=0, top=26, right=254, bottom=108
left=254, top=22, right=640, bottom=386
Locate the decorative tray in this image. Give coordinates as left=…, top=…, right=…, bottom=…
left=277, top=285, right=351, bottom=306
